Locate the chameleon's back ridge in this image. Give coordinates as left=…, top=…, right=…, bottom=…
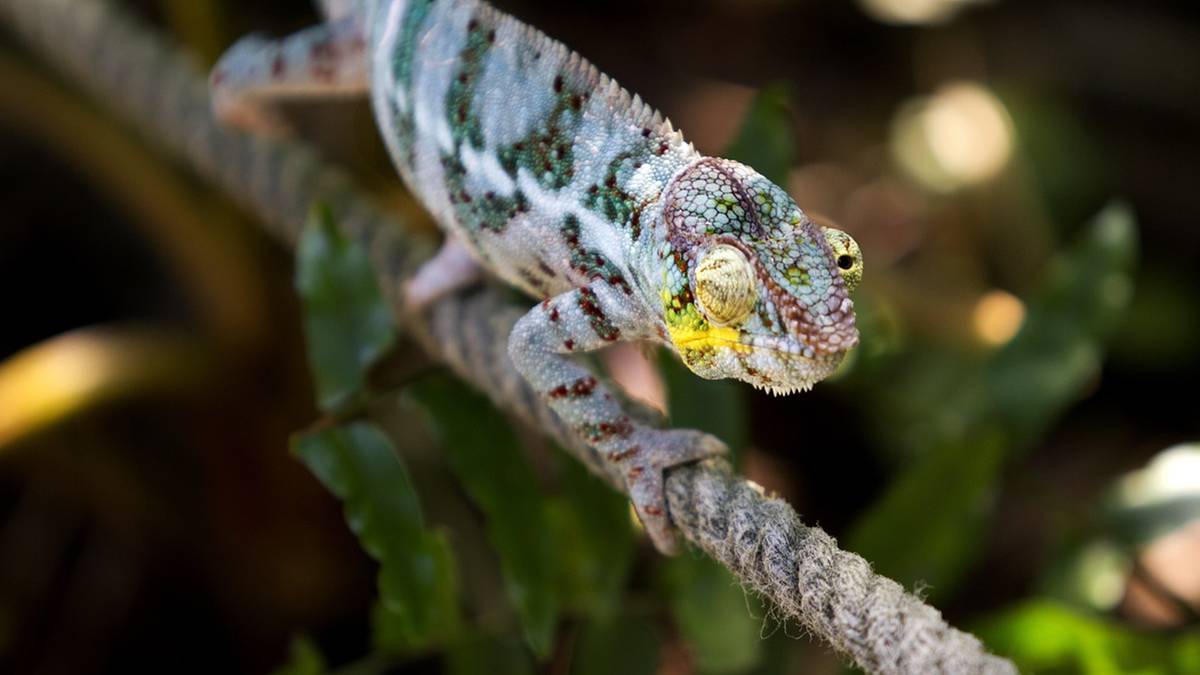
left=369, top=0, right=698, bottom=302
left=211, top=0, right=862, bottom=553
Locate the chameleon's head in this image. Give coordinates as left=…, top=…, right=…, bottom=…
left=658, top=158, right=861, bottom=395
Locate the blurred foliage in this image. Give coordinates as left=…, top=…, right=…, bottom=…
left=849, top=203, right=1139, bottom=598
left=296, top=207, right=396, bottom=412
left=977, top=600, right=1200, bottom=674
left=408, top=375, right=562, bottom=658
left=272, top=636, right=327, bottom=675
left=572, top=613, right=662, bottom=675
left=725, top=84, right=796, bottom=188
left=446, top=634, right=533, bottom=675
left=547, top=453, right=635, bottom=620
left=293, top=425, right=460, bottom=653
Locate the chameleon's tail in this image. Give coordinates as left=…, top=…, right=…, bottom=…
left=0, top=0, right=432, bottom=280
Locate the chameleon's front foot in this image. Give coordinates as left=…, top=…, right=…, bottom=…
left=508, top=281, right=729, bottom=554
left=617, top=428, right=727, bottom=554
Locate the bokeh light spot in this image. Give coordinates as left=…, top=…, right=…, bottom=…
left=891, top=82, right=1015, bottom=193
left=858, top=0, right=993, bottom=26
left=1115, top=444, right=1200, bottom=509
left=973, top=290, right=1025, bottom=346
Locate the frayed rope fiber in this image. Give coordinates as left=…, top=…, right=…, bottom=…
left=666, top=462, right=1014, bottom=674
left=0, top=0, right=1016, bottom=672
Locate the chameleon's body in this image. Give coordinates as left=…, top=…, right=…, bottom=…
left=212, top=0, right=861, bottom=553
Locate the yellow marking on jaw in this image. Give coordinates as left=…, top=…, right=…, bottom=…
left=667, top=324, right=752, bottom=354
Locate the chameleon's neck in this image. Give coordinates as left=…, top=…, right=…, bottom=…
left=625, top=154, right=705, bottom=333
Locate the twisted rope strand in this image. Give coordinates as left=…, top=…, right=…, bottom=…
left=0, top=1, right=1015, bottom=671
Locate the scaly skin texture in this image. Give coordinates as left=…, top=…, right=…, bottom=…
left=211, top=0, right=862, bottom=553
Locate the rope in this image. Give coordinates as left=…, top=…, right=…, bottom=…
left=0, top=1, right=1015, bottom=671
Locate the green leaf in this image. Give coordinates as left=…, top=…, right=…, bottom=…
left=849, top=203, right=1139, bottom=597
left=724, top=84, right=796, bottom=186
left=663, top=556, right=763, bottom=674
left=549, top=455, right=635, bottom=620
left=446, top=633, right=534, bottom=675
left=976, top=600, right=1200, bottom=674
left=572, top=613, right=661, bottom=675
left=295, top=205, right=396, bottom=411
left=271, top=636, right=326, bottom=675
left=986, top=201, right=1138, bottom=443
left=292, top=423, right=459, bottom=651
left=847, top=431, right=1008, bottom=595
left=408, top=374, right=561, bottom=658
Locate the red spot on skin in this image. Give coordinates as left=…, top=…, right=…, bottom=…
left=572, top=376, right=597, bottom=397
left=642, top=504, right=663, bottom=517
left=212, top=70, right=226, bottom=86
left=548, top=307, right=559, bottom=322
left=596, top=417, right=633, bottom=440
left=563, top=339, right=575, bottom=351
left=553, top=75, right=564, bottom=93
left=656, top=142, right=669, bottom=156
left=550, top=376, right=596, bottom=400
left=579, top=292, right=602, bottom=317
left=467, top=19, right=479, bottom=31
left=627, top=466, right=644, bottom=480
left=272, top=55, right=286, bottom=78
left=607, top=446, right=640, bottom=462
left=487, top=30, right=496, bottom=43
left=641, top=128, right=652, bottom=137
left=578, top=288, right=621, bottom=340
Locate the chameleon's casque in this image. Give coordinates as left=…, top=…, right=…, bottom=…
left=211, top=0, right=861, bottom=553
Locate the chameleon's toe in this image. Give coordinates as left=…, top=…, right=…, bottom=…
left=622, top=428, right=727, bottom=554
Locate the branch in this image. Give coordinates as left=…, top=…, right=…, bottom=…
left=0, top=1, right=1015, bottom=671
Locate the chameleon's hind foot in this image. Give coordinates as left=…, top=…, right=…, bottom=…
left=402, top=238, right=482, bottom=312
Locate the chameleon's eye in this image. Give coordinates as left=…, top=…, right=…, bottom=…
left=694, top=245, right=757, bottom=326
left=824, top=229, right=863, bottom=293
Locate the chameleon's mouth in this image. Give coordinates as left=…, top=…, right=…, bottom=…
left=741, top=334, right=820, bottom=359
left=672, top=328, right=825, bottom=361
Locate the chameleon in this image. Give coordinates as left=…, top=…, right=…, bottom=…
left=211, top=0, right=863, bottom=554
